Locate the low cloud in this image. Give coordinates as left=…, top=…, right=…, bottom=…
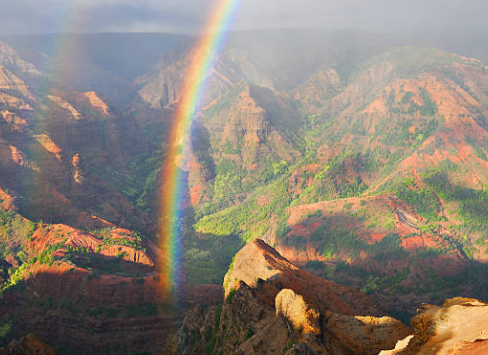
left=0, top=0, right=487, bottom=34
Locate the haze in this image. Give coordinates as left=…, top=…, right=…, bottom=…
left=1, top=0, right=487, bottom=35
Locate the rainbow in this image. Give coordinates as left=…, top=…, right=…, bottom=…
left=159, top=0, right=242, bottom=293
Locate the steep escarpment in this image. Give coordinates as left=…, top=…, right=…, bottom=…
left=0, top=41, right=41, bottom=81
left=0, top=41, right=165, bottom=236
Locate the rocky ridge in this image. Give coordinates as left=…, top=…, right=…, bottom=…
left=171, top=239, right=411, bottom=355
left=172, top=240, right=488, bottom=355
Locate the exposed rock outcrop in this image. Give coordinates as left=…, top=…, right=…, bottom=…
left=380, top=298, right=488, bottom=355
left=174, top=239, right=411, bottom=355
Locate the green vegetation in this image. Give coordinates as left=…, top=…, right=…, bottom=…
left=298, top=221, right=407, bottom=261
left=283, top=339, right=295, bottom=352
left=183, top=232, right=242, bottom=285
left=418, top=88, right=438, bottom=116
left=89, top=145, right=164, bottom=218
left=387, top=88, right=438, bottom=117
left=26, top=295, right=178, bottom=320
left=92, top=229, right=145, bottom=251
left=272, top=160, right=289, bottom=176
left=204, top=304, right=222, bottom=355
left=361, top=268, right=409, bottom=294
left=196, top=178, right=292, bottom=242
left=244, top=328, right=253, bottom=341
left=214, top=172, right=242, bottom=202
left=0, top=209, right=43, bottom=291
left=355, top=47, right=459, bottom=80
left=423, top=172, right=488, bottom=247
left=299, top=149, right=369, bottom=202
left=203, top=83, right=244, bottom=119
left=0, top=320, right=11, bottom=344
left=0, top=209, right=35, bottom=244
left=34, top=242, right=64, bottom=265
left=466, top=136, right=488, bottom=162
left=226, top=289, right=236, bottom=305
left=395, top=177, right=442, bottom=221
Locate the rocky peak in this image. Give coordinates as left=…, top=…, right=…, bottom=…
left=223, top=238, right=299, bottom=293
left=294, top=65, right=342, bottom=114
left=201, top=81, right=301, bottom=164
left=175, top=240, right=411, bottom=355
left=224, top=239, right=386, bottom=316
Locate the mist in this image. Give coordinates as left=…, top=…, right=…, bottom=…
left=1, top=0, right=487, bottom=36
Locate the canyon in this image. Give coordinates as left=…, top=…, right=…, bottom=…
left=0, top=31, right=487, bottom=354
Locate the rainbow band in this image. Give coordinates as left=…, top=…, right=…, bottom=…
left=159, top=0, right=242, bottom=293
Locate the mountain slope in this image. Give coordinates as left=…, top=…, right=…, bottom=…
left=187, top=82, right=302, bottom=207
left=184, top=47, right=488, bottom=318
left=2, top=34, right=488, bottom=355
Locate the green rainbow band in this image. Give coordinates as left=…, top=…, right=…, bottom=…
left=159, top=0, right=242, bottom=293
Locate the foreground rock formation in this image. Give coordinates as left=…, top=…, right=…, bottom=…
left=380, top=298, right=488, bottom=355
left=170, top=239, right=411, bottom=355
left=170, top=240, right=488, bottom=355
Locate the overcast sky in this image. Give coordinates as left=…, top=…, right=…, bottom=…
left=0, top=0, right=487, bottom=35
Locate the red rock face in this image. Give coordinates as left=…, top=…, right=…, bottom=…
left=176, top=239, right=411, bottom=355
left=225, top=239, right=386, bottom=316
left=0, top=42, right=149, bottom=233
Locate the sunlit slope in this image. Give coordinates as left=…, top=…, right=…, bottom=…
left=188, top=47, right=488, bottom=315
